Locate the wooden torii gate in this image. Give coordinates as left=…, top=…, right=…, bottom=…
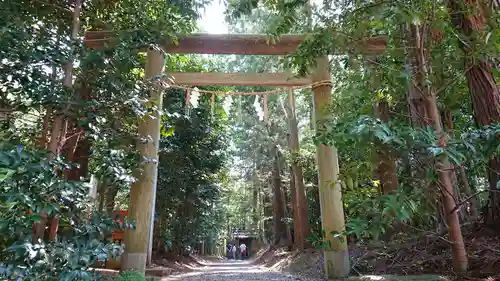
left=84, top=31, right=386, bottom=278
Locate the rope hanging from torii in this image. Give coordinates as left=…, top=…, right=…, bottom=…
left=150, top=74, right=333, bottom=121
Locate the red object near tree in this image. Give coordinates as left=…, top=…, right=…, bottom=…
left=111, top=210, right=128, bottom=241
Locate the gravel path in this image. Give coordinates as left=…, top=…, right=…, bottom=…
left=161, top=260, right=305, bottom=281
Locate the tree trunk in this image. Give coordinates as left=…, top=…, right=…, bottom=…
left=42, top=0, right=84, bottom=243
left=252, top=156, right=260, bottom=234
left=32, top=210, right=47, bottom=244
left=442, top=110, right=467, bottom=222
left=281, top=167, right=293, bottom=247
left=284, top=91, right=310, bottom=249
left=290, top=166, right=299, bottom=246
left=259, top=175, right=267, bottom=242
left=155, top=217, right=167, bottom=253
left=426, top=94, right=468, bottom=271
left=47, top=116, right=64, bottom=161
left=449, top=0, right=500, bottom=228
left=105, top=186, right=119, bottom=215
left=38, top=107, right=52, bottom=148
left=459, top=166, right=478, bottom=219
left=373, top=99, right=401, bottom=240
left=97, top=180, right=106, bottom=212
left=486, top=158, right=500, bottom=227
left=373, top=100, right=399, bottom=194
left=271, top=144, right=289, bottom=246
left=263, top=184, right=273, bottom=244
left=408, top=23, right=468, bottom=271
left=32, top=111, right=62, bottom=243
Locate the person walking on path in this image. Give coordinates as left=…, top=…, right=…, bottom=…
left=226, top=243, right=232, bottom=259
left=239, top=243, right=247, bottom=259
left=231, top=244, right=237, bottom=259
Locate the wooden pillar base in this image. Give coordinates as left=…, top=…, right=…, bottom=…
left=121, top=252, right=147, bottom=271
left=324, top=249, right=350, bottom=277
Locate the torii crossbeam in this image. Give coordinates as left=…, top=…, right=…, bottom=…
left=84, top=31, right=387, bottom=55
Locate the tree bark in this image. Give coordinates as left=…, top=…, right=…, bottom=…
left=271, top=144, right=289, bottom=246
left=32, top=112, right=62, bottom=242
left=97, top=180, right=106, bottom=212
left=427, top=94, right=468, bottom=271
left=289, top=166, right=299, bottom=246
left=32, top=210, right=47, bottom=244
left=449, top=0, right=500, bottom=228
left=284, top=92, right=310, bottom=249
left=44, top=0, right=84, bottom=243
left=252, top=156, right=260, bottom=235
left=281, top=174, right=293, bottom=247
left=459, top=165, right=478, bottom=219
left=38, top=107, right=52, bottom=148
left=408, top=23, right=468, bottom=271
left=105, top=186, right=119, bottom=215
left=442, top=110, right=468, bottom=222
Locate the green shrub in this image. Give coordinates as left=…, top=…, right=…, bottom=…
left=0, top=141, right=133, bottom=280
left=116, top=270, right=146, bottom=281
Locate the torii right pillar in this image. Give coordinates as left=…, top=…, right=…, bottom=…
left=312, top=56, right=350, bottom=278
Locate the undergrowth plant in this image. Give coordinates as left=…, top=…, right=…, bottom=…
left=116, top=270, right=146, bottom=281
left=0, top=138, right=132, bottom=280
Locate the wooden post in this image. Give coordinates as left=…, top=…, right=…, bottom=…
left=312, top=57, right=350, bottom=278
left=122, top=47, right=165, bottom=272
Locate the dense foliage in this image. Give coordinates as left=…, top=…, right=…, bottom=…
left=0, top=0, right=230, bottom=279
left=154, top=82, right=229, bottom=254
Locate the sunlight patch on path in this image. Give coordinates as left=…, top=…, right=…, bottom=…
left=160, top=259, right=291, bottom=281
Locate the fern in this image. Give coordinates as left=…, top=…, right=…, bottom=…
left=116, top=270, right=146, bottom=281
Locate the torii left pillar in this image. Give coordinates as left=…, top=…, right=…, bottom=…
left=122, top=47, right=165, bottom=272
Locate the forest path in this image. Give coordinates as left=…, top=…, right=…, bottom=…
left=160, top=259, right=312, bottom=281
left=159, top=258, right=452, bottom=281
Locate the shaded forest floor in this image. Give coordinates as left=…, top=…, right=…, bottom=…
left=95, top=226, right=499, bottom=280
left=258, top=226, right=500, bottom=281
left=94, top=254, right=202, bottom=278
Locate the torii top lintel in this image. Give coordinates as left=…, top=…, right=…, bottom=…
left=84, top=31, right=387, bottom=55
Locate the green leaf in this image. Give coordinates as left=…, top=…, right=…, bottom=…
left=27, top=213, right=41, bottom=223
left=446, top=150, right=461, bottom=166
left=0, top=168, right=15, bottom=182
left=161, top=126, right=175, bottom=137
left=0, top=152, right=12, bottom=166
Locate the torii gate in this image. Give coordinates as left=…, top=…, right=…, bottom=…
left=84, top=31, right=386, bottom=278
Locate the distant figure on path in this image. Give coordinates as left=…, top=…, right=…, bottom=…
left=231, top=244, right=237, bottom=259
left=240, top=243, right=247, bottom=259
left=226, top=243, right=232, bottom=258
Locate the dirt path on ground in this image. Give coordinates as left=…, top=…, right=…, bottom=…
left=160, top=259, right=318, bottom=281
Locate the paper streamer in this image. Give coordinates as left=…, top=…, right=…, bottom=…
left=190, top=87, right=200, bottom=108
left=253, top=95, right=264, bottom=121
left=222, top=95, right=233, bottom=115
